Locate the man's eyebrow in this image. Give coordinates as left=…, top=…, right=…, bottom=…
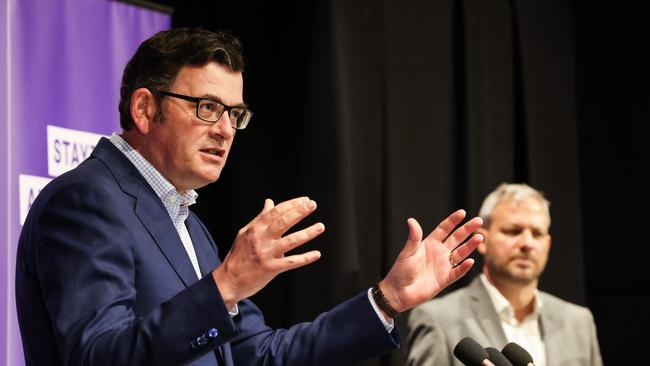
left=202, top=94, right=249, bottom=109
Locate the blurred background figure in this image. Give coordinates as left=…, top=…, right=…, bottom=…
left=406, top=183, right=602, bottom=366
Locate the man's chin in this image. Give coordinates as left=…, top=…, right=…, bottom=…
left=505, top=268, right=541, bottom=284
left=487, top=262, right=542, bottom=285
left=490, top=266, right=538, bottom=284
left=184, top=174, right=222, bottom=191
left=200, top=169, right=223, bottom=184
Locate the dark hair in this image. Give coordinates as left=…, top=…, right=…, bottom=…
left=118, top=28, right=246, bottom=130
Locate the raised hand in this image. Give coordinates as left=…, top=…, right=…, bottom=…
left=212, top=197, right=325, bottom=308
left=378, top=210, right=483, bottom=315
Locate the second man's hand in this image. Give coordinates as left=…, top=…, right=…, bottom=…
left=212, top=197, right=325, bottom=309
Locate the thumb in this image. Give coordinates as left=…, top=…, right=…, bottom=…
left=262, top=198, right=274, bottom=212
left=404, top=218, right=423, bottom=254
left=251, top=198, right=275, bottom=222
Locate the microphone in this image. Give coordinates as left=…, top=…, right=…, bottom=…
left=453, top=337, right=496, bottom=366
left=501, top=342, right=535, bottom=366
left=485, top=347, right=513, bottom=366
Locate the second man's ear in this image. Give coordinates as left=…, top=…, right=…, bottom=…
left=130, top=88, right=158, bottom=134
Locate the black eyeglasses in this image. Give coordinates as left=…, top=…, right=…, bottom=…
left=159, top=91, right=253, bottom=130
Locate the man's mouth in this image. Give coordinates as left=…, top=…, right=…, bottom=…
left=510, top=257, right=535, bottom=267
left=200, top=148, right=225, bottom=157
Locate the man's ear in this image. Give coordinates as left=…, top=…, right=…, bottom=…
left=476, top=227, right=488, bottom=255
left=130, top=88, right=157, bottom=134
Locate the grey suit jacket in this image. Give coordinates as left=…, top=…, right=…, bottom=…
left=405, top=277, right=602, bottom=366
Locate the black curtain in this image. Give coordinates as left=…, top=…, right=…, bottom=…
left=150, top=0, right=648, bottom=364
left=575, top=1, right=649, bottom=364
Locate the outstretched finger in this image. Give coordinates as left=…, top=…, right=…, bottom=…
left=278, top=222, right=325, bottom=254
left=446, top=258, right=475, bottom=286
left=427, top=210, right=466, bottom=242
left=268, top=200, right=318, bottom=237
left=444, top=217, right=483, bottom=250
left=275, top=250, right=322, bottom=273
left=261, top=197, right=310, bottom=223
left=448, top=233, right=482, bottom=266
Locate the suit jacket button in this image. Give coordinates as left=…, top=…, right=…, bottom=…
left=208, top=328, right=219, bottom=338
left=197, top=335, right=208, bottom=346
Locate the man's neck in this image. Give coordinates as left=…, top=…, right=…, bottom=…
left=485, top=271, right=538, bottom=322
left=118, top=132, right=187, bottom=194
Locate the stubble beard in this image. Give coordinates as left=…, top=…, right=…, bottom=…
left=486, top=258, right=544, bottom=285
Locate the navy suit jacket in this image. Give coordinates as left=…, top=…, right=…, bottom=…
left=16, top=138, right=399, bottom=365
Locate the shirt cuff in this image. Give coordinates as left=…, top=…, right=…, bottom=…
left=367, top=288, right=395, bottom=333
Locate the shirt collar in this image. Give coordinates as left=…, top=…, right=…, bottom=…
left=108, top=133, right=198, bottom=208
left=480, top=273, right=543, bottom=323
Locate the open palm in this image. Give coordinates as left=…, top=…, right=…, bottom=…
left=379, top=210, right=483, bottom=313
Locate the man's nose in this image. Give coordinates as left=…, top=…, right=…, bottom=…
left=209, top=111, right=236, bottom=139
left=518, top=229, right=536, bottom=249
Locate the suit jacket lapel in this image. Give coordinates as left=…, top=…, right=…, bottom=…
left=91, top=138, right=200, bottom=288
left=185, top=213, right=221, bottom=277
left=185, top=213, right=233, bottom=366
left=539, top=293, right=562, bottom=365
left=468, top=278, right=509, bottom=347
left=134, top=195, right=200, bottom=287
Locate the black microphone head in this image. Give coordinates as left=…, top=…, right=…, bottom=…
left=485, top=347, right=514, bottom=366
left=502, top=342, right=534, bottom=366
left=453, top=337, right=489, bottom=366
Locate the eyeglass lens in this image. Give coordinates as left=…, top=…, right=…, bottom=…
left=198, top=99, right=250, bottom=128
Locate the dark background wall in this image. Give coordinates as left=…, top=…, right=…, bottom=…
left=146, top=0, right=649, bottom=364
left=574, top=1, right=649, bottom=363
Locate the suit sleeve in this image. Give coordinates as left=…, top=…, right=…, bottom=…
left=405, top=305, right=451, bottom=366
left=26, top=182, right=237, bottom=365
left=228, top=292, right=399, bottom=366
left=187, top=212, right=401, bottom=365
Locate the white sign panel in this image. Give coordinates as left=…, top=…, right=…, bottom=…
left=19, top=174, right=53, bottom=225
left=47, top=125, right=105, bottom=177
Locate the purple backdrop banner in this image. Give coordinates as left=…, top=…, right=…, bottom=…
left=1, top=0, right=170, bottom=364
left=1, top=0, right=8, bottom=360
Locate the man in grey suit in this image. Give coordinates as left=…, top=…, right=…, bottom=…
left=406, top=183, right=603, bottom=366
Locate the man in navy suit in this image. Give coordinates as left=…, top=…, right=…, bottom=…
left=16, top=28, right=483, bottom=365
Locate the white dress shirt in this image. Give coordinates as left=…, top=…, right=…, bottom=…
left=480, top=274, right=546, bottom=366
